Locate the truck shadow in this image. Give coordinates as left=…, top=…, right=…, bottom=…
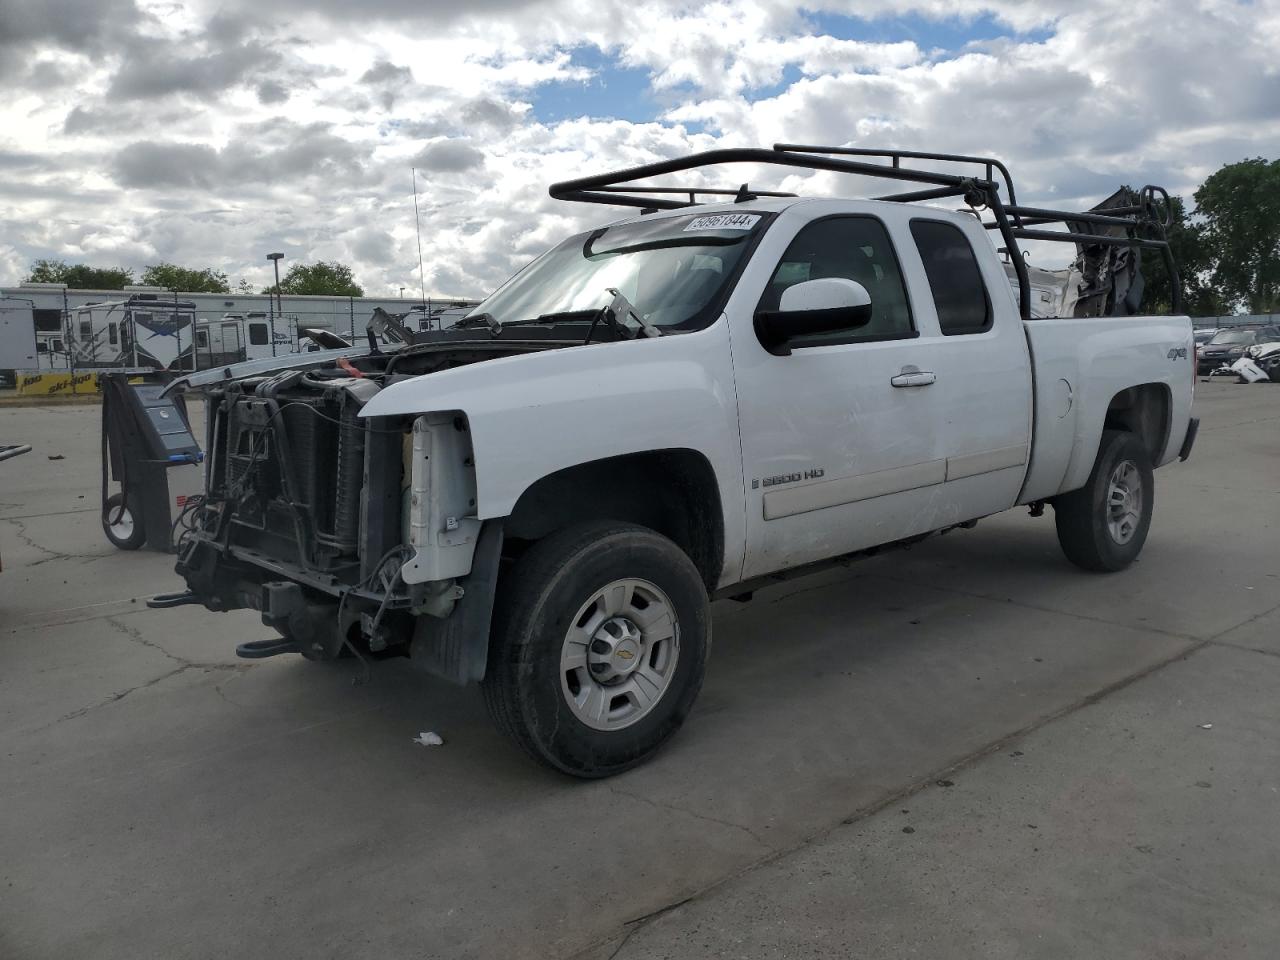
left=294, top=516, right=1090, bottom=784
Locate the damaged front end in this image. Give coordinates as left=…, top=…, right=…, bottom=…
left=171, top=343, right=534, bottom=678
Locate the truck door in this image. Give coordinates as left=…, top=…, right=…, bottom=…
left=902, top=217, right=1032, bottom=521
left=731, top=213, right=951, bottom=579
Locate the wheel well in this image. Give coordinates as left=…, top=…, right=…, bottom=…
left=505, top=450, right=725, bottom=590
left=1103, top=383, right=1170, bottom=462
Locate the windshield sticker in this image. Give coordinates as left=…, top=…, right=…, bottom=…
left=682, top=214, right=761, bottom=232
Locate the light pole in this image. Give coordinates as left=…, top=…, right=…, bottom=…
left=267, top=252, right=284, bottom=356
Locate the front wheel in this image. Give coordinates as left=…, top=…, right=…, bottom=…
left=1053, top=430, right=1154, bottom=572
left=482, top=521, right=710, bottom=778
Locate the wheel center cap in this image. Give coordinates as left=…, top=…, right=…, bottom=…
left=588, top=617, right=644, bottom=681
left=613, top=639, right=640, bottom=672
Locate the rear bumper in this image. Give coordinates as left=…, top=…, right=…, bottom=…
left=1179, top=417, right=1199, bottom=462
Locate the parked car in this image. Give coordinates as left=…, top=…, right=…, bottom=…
left=1199, top=326, right=1280, bottom=373
left=1193, top=327, right=1219, bottom=345
left=164, top=146, right=1197, bottom=777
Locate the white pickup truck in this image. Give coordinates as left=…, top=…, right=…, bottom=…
left=167, top=146, right=1197, bottom=777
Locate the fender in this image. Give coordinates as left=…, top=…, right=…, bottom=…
left=360, top=322, right=748, bottom=586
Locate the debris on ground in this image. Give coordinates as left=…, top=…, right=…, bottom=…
left=47, top=454, right=65, bottom=460
left=413, top=731, right=445, bottom=747
left=1198, top=723, right=1213, bottom=729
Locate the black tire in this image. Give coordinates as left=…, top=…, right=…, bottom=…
left=482, top=521, right=710, bottom=778
left=102, top=492, right=146, bottom=550
left=1053, top=430, right=1154, bottom=572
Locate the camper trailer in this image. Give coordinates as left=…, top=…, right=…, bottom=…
left=194, top=313, right=300, bottom=368
left=70, top=295, right=198, bottom=371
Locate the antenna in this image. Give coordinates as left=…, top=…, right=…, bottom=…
left=411, top=167, right=429, bottom=328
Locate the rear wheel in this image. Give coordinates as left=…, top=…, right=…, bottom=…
left=1053, top=430, right=1154, bottom=572
left=102, top=493, right=146, bottom=550
left=483, top=521, right=710, bottom=778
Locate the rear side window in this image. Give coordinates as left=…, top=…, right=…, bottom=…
left=910, top=220, right=991, bottom=335
left=759, top=216, right=914, bottom=344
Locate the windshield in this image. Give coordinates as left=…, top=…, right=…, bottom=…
left=466, top=212, right=767, bottom=332
left=1209, top=330, right=1255, bottom=345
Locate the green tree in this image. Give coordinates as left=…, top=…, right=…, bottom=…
left=24, top=259, right=133, bottom=289
left=1194, top=157, right=1280, bottom=314
left=141, top=262, right=230, bottom=293
left=264, top=261, right=364, bottom=297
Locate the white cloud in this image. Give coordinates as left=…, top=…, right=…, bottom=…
left=1, top=0, right=1278, bottom=294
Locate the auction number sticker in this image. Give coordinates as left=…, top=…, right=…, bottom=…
left=683, top=213, right=761, bottom=232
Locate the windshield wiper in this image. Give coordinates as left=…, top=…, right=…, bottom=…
left=604, top=288, right=660, bottom=339
left=583, top=289, right=661, bottom=344
left=449, top=311, right=503, bottom=336
left=527, top=310, right=602, bottom=325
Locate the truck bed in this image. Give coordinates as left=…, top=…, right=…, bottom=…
left=1019, top=314, right=1195, bottom=504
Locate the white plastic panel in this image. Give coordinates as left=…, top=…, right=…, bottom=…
left=402, top=414, right=481, bottom=584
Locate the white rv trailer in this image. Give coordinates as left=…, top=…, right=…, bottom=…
left=70, top=295, right=199, bottom=371
left=194, top=313, right=303, bottom=368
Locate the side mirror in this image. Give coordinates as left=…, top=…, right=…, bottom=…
left=754, top=278, right=873, bottom=356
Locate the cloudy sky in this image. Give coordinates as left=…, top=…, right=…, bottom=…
left=2, top=0, right=1278, bottom=297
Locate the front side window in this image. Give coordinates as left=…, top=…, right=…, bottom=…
left=758, top=216, right=914, bottom=344
left=466, top=212, right=767, bottom=333
left=248, top=322, right=269, bottom=346
left=910, top=220, right=991, bottom=335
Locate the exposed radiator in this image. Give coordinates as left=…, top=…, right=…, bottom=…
left=327, top=402, right=365, bottom=554
left=222, top=389, right=368, bottom=561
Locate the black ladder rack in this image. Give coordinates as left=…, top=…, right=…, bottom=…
left=548, top=144, right=1181, bottom=318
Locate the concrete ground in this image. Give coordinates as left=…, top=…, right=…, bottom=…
left=0, top=382, right=1276, bottom=960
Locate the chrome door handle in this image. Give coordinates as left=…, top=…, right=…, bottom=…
left=890, top=366, right=937, bottom=388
